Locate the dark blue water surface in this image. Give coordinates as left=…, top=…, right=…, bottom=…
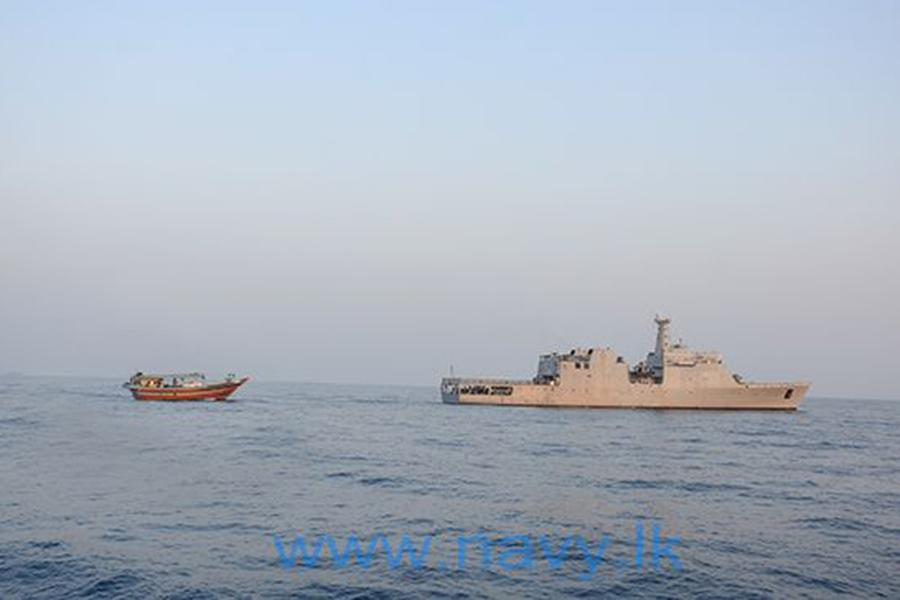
left=1, top=377, right=898, bottom=599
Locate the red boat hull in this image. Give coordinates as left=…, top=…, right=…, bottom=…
left=130, top=377, right=249, bottom=401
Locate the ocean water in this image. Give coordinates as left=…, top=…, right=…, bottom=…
left=1, top=377, right=898, bottom=599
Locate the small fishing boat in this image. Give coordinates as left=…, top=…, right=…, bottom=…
left=124, top=372, right=249, bottom=401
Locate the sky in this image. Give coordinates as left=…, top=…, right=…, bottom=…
left=1, top=1, right=899, bottom=399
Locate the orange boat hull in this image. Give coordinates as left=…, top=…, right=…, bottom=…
left=130, top=377, right=249, bottom=401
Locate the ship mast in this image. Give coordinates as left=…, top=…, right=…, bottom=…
left=655, top=315, right=671, bottom=356
left=651, top=315, right=671, bottom=380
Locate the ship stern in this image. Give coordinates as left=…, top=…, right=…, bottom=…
left=440, top=378, right=461, bottom=404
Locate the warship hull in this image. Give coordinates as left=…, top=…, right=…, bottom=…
left=441, top=379, right=809, bottom=410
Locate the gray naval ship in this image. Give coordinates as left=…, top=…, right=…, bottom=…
left=442, top=316, right=810, bottom=410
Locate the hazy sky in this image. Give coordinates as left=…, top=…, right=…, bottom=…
left=2, top=1, right=898, bottom=398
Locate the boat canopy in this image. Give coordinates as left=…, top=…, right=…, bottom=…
left=132, top=372, right=205, bottom=380
left=126, top=372, right=209, bottom=390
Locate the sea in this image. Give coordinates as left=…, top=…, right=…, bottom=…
left=1, top=377, right=898, bottom=599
